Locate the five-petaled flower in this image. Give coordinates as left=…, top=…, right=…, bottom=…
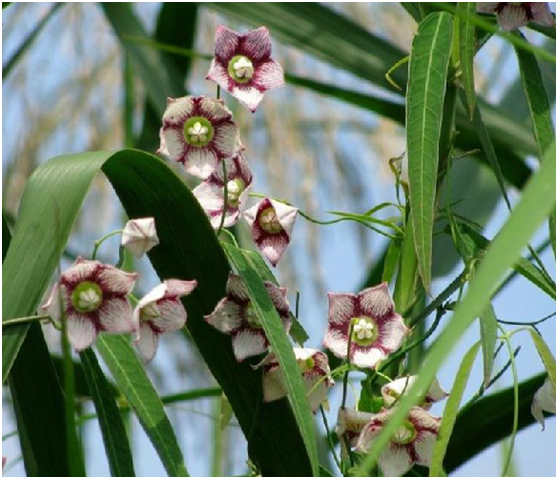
left=159, top=96, right=242, bottom=179
left=244, top=198, right=298, bottom=267
left=324, top=282, right=408, bottom=369
left=193, top=153, right=253, bottom=229
left=477, top=2, right=555, bottom=31
left=531, top=377, right=556, bottom=430
left=381, top=375, right=447, bottom=410
left=42, top=257, right=137, bottom=351
left=121, top=217, right=159, bottom=258
left=205, top=273, right=291, bottom=361
left=355, top=407, right=441, bottom=477
left=206, top=26, right=285, bottom=112
left=133, top=279, right=198, bottom=364
left=258, top=348, right=334, bottom=412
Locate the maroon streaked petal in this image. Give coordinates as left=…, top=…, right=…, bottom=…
left=62, top=258, right=99, bottom=285
left=323, top=328, right=349, bottom=359
left=258, top=232, right=289, bottom=267
left=163, top=96, right=194, bottom=126
left=409, top=407, right=440, bottom=432
left=327, top=292, right=357, bottom=327
left=378, top=443, right=413, bottom=477
left=206, top=58, right=230, bottom=90
left=378, top=314, right=408, bottom=352
left=214, top=25, right=240, bottom=62
left=239, top=26, right=272, bottom=62
left=234, top=153, right=253, bottom=185
left=161, top=127, right=186, bottom=163
left=262, top=366, right=287, bottom=403
left=150, top=298, right=187, bottom=333
left=413, top=429, right=437, bottom=467
left=498, top=5, right=528, bottom=30
left=67, top=313, right=97, bottom=352
left=96, top=266, right=137, bottom=296
left=354, top=420, right=383, bottom=454
left=232, top=328, right=268, bottom=362
left=165, top=279, right=197, bottom=298
left=530, top=2, right=556, bottom=26
left=134, top=322, right=159, bottom=364
left=193, top=181, right=224, bottom=225
left=213, top=122, right=238, bottom=158
left=157, top=127, right=170, bottom=157
left=243, top=201, right=259, bottom=230
left=199, top=96, right=233, bottom=123
left=253, top=59, right=285, bottom=91
left=476, top=2, right=498, bottom=13
left=264, top=281, right=290, bottom=316
left=98, top=297, right=135, bottom=334
left=269, top=199, right=298, bottom=238
left=227, top=273, right=250, bottom=301
left=184, top=148, right=219, bottom=179
left=231, top=85, right=264, bottom=113
left=358, top=282, right=395, bottom=319
left=351, top=346, right=386, bottom=369
left=205, top=297, right=244, bottom=334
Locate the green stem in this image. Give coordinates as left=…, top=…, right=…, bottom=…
left=216, top=159, right=228, bottom=237
left=92, top=230, right=123, bottom=260
left=497, top=312, right=555, bottom=328
left=2, top=314, right=51, bottom=327
left=319, top=405, right=342, bottom=473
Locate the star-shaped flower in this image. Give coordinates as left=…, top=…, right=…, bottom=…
left=42, top=257, right=137, bottom=351
left=381, top=375, right=447, bottom=410
left=205, top=273, right=291, bottom=362
left=206, top=26, right=285, bottom=112
left=259, top=348, right=334, bottom=412
left=355, top=407, right=441, bottom=477
left=133, top=279, right=197, bottom=363
left=323, top=282, right=408, bottom=369
left=244, top=198, right=298, bottom=267
left=531, top=377, right=556, bottom=429
left=477, top=2, right=555, bottom=31
left=193, top=153, right=253, bottom=229
left=121, top=217, right=159, bottom=259
left=159, top=96, right=242, bottom=179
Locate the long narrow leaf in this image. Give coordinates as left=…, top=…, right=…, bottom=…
left=529, top=331, right=556, bottom=389
left=478, top=305, right=498, bottom=388
left=406, top=12, right=453, bottom=289
left=458, top=2, right=477, bottom=118
left=356, top=141, right=555, bottom=475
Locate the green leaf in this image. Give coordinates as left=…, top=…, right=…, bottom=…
left=381, top=239, right=402, bottom=284
left=80, top=348, right=135, bottom=477
left=478, top=305, right=497, bottom=388
left=458, top=2, right=477, bottom=118
left=222, top=243, right=319, bottom=476
left=96, top=336, right=188, bottom=476
left=550, top=209, right=556, bottom=258
left=529, top=330, right=556, bottom=389
left=2, top=149, right=314, bottom=476
left=430, top=342, right=480, bottom=477
left=393, top=219, right=418, bottom=314
left=407, top=12, right=453, bottom=290
left=355, top=141, right=556, bottom=476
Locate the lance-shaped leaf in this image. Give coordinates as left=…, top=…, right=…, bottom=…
left=458, top=2, right=477, bottom=118
left=529, top=330, right=556, bottom=389
left=406, top=12, right=453, bottom=289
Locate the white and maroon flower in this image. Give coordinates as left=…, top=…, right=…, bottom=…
left=324, top=282, right=408, bottom=369
left=205, top=272, right=291, bottom=362
left=477, top=2, right=555, bottom=31
left=531, top=377, right=556, bottom=430
left=121, top=217, right=159, bottom=258
left=382, top=376, right=447, bottom=410
left=159, top=96, right=242, bottom=179
left=244, top=198, right=298, bottom=267
left=193, top=153, right=253, bottom=229
left=355, top=407, right=441, bottom=477
left=336, top=408, right=374, bottom=448
left=259, top=348, right=334, bottom=412
left=42, top=257, right=137, bottom=351
left=133, top=279, right=197, bottom=364
left=206, top=26, right=285, bottom=112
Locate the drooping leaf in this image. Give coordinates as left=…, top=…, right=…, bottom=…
left=356, top=141, right=556, bottom=475
left=429, top=342, right=480, bottom=477
left=381, top=239, right=402, bottom=284
left=458, top=2, right=477, bottom=118
left=478, top=305, right=498, bottom=388
left=222, top=243, right=319, bottom=476
left=406, top=12, right=453, bottom=289
left=529, top=330, right=556, bottom=389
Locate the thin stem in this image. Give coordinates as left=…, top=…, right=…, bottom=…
left=2, top=314, right=51, bottom=327
left=92, top=230, right=122, bottom=260
left=216, top=84, right=221, bottom=100
left=319, top=405, right=342, bottom=472
left=216, top=160, right=228, bottom=237
left=497, top=312, right=555, bottom=327
left=295, top=291, right=300, bottom=318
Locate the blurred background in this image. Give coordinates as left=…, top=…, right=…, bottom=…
left=2, top=2, right=556, bottom=477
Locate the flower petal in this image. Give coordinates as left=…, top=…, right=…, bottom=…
left=163, top=96, right=194, bottom=126
left=327, top=292, right=357, bottom=327
left=157, top=127, right=170, bottom=157
left=232, top=329, right=267, bottom=362
left=227, top=273, right=250, bottom=301
left=206, top=58, right=230, bottom=90
left=67, top=313, right=97, bottom=352
left=530, top=2, right=556, bottom=26
left=98, top=297, right=136, bottom=334
left=150, top=298, right=187, bottom=332
left=254, top=59, right=285, bottom=91
left=498, top=5, right=528, bottom=31
left=96, top=266, right=137, bottom=295
left=531, top=377, right=556, bottom=429
left=121, top=217, right=159, bottom=259
left=358, top=282, right=395, bottom=319
left=199, top=96, right=233, bottom=123
left=264, top=282, right=290, bottom=317
left=336, top=408, right=374, bottom=443
left=240, top=27, right=272, bottom=62
left=378, top=315, right=409, bottom=352
left=323, top=328, right=349, bottom=359
left=62, top=258, right=99, bottom=285
left=351, top=347, right=386, bottom=369
left=262, top=365, right=288, bottom=403
left=304, top=375, right=329, bottom=412
left=213, top=122, right=239, bottom=158
left=269, top=199, right=298, bottom=237
left=243, top=202, right=259, bottom=229
left=193, top=181, right=224, bottom=222
left=135, top=323, right=159, bottom=364
left=205, top=298, right=244, bottom=334
left=409, top=407, right=441, bottom=431
left=42, top=284, right=65, bottom=322
left=476, top=2, right=498, bottom=14
left=165, top=279, right=198, bottom=298
left=230, top=85, right=264, bottom=113
left=184, top=148, right=219, bottom=179
left=378, top=444, right=413, bottom=477
left=258, top=233, right=289, bottom=267
left=413, top=430, right=437, bottom=467
left=214, top=25, right=240, bottom=61
left=161, top=127, right=186, bottom=162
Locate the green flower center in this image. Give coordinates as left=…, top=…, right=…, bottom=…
left=71, top=281, right=103, bottom=313
left=226, top=179, right=245, bottom=207
left=392, top=420, right=416, bottom=445
left=140, top=303, right=160, bottom=322
left=183, top=116, right=214, bottom=147
left=259, top=207, right=282, bottom=234
left=244, top=302, right=262, bottom=329
left=351, top=317, right=378, bottom=346
left=297, top=356, right=315, bottom=373
left=227, top=55, right=254, bottom=84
